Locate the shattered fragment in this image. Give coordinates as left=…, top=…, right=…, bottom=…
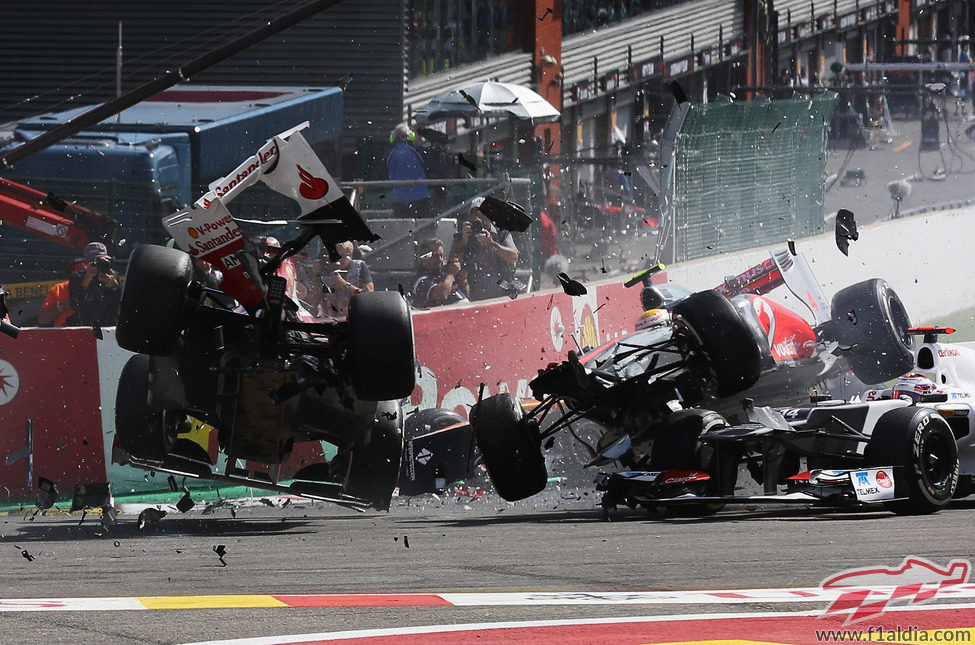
left=834, top=209, right=859, bottom=256
left=213, top=544, right=228, bottom=566
left=138, top=508, right=167, bottom=530
left=557, top=273, right=587, bottom=296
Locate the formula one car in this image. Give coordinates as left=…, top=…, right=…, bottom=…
left=674, top=248, right=913, bottom=403
left=113, top=125, right=415, bottom=511
left=596, top=326, right=972, bottom=517
left=469, top=251, right=918, bottom=508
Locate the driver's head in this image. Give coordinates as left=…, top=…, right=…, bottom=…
left=635, top=308, right=671, bottom=331
left=893, top=373, right=939, bottom=402
left=263, top=236, right=281, bottom=257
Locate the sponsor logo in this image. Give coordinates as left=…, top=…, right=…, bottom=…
left=939, top=348, right=960, bottom=357
left=297, top=164, right=329, bottom=200
left=222, top=253, right=240, bottom=270
left=210, top=145, right=277, bottom=203
left=876, top=470, right=892, bottom=488
left=416, top=448, right=433, bottom=465
left=772, top=337, right=800, bottom=359
left=579, top=305, right=598, bottom=349
left=856, top=472, right=870, bottom=486
left=820, top=556, right=970, bottom=625
left=0, top=359, right=19, bottom=405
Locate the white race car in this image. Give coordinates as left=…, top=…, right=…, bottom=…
left=595, top=326, right=972, bottom=517
left=858, top=326, right=975, bottom=498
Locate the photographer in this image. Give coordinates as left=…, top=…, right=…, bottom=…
left=69, top=241, right=121, bottom=327
left=449, top=197, right=518, bottom=301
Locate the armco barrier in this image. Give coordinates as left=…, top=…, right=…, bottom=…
left=0, top=280, right=644, bottom=505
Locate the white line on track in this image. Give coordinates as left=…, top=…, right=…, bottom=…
left=178, top=602, right=975, bottom=645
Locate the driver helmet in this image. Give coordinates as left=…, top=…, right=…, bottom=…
left=264, top=236, right=282, bottom=256
left=635, top=308, right=672, bottom=331
left=892, top=373, right=940, bottom=402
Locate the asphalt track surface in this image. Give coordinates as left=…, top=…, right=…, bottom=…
left=3, top=489, right=975, bottom=644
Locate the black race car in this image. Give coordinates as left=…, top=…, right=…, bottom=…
left=112, top=127, right=415, bottom=511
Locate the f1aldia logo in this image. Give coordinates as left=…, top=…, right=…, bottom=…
left=0, top=359, right=20, bottom=405
left=297, top=165, right=329, bottom=200
left=820, top=556, right=970, bottom=624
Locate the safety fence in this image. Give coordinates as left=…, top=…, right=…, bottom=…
left=665, top=94, right=837, bottom=263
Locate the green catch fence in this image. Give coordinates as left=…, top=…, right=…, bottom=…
left=669, top=94, right=837, bottom=262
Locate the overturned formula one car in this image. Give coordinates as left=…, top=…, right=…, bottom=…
left=113, top=124, right=415, bottom=511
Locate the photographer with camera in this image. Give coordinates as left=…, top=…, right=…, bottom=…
left=68, top=241, right=121, bottom=327
left=449, top=197, right=519, bottom=301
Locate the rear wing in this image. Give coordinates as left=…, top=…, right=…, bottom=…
left=714, top=249, right=831, bottom=326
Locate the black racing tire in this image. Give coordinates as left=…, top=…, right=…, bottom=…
left=117, top=244, right=194, bottom=356
left=830, top=278, right=914, bottom=385
left=470, top=393, right=547, bottom=501
left=348, top=291, right=416, bottom=401
left=404, top=407, right=466, bottom=441
left=672, top=290, right=762, bottom=398
left=649, top=408, right=737, bottom=515
left=344, top=400, right=404, bottom=511
left=864, top=406, right=958, bottom=515
left=115, top=354, right=178, bottom=461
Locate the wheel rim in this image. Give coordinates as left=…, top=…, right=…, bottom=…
left=920, top=429, right=954, bottom=490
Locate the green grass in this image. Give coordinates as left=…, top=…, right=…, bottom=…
left=920, top=307, right=975, bottom=342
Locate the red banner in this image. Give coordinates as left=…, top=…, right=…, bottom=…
left=0, top=329, right=106, bottom=498
left=0, top=276, right=651, bottom=503
left=407, top=280, right=643, bottom=417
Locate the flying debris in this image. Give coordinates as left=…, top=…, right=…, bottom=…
left=557, top=273, right=588, bottom=296
left=138, top=508, right=167, bottom=530
left=213, top=544, right=228, bottom=566
left=835, top=209, right=859, bottom=256
left=458, top=90, right=479, bottom=109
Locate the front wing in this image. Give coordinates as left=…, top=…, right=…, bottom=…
left=596, top=467, right=906, bottom=510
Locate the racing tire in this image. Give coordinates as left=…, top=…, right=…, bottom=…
left=863, top=406, right=958, bottom=515
left=348, top=291, right=416, bottom=401
left=470, top=393, right=547, bottom=502
left=344, top=400, right=404, bottom=511
left=117, top=244, right=194, bottom=356
left=672, top=290, right=762, bottom=398
left=830, top=278, right=913, bottom=385
left=115, top=354, right=178, bottom=461
left=648, top=409, right=737, bottom=516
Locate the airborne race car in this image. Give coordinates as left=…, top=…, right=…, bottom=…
left=113, top=125, right=415, bottom=511
left=468, top=250, right=961, bottom=515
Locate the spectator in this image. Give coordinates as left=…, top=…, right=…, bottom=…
left=37, top=274, right=76, bottom=327
left=322, top=241, right=374, bottom=318
left=410, top=237, right=469, bottom=308
left=385, top=123, right=431, bottom=219
left=450, top=197, right=519, bottom=301
left=69, top=241, right=121, bottom=327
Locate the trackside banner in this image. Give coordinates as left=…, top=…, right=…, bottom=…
left=0, top=280, right=643, bottom=503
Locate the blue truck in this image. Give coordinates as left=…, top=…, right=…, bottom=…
left=0, top=84, right=343, bottom=293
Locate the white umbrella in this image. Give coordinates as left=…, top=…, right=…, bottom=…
left=415, top=81, right=560, bottom=124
